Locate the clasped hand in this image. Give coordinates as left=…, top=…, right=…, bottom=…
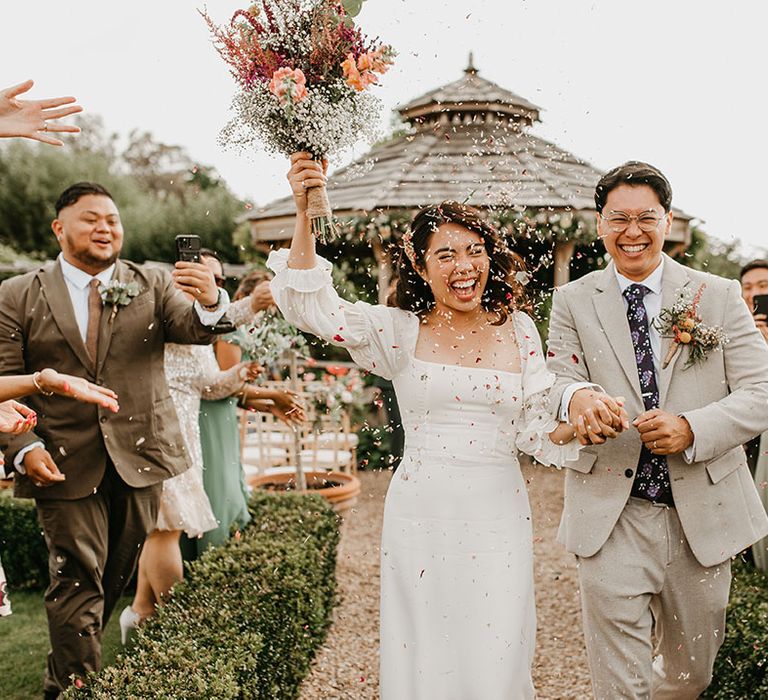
left=570, top=389, right=693, bottom=455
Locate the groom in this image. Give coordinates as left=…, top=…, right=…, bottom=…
left=0, top=182, right=228, bottom=698
left=547, top=162, right=768, bottom=699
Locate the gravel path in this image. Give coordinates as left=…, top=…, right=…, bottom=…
left=300, top=461, right=593, bottom=699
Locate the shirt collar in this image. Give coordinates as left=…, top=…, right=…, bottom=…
left=614, top=257, right=664, bottom=296
left=58, top=254, right=115, bottom=290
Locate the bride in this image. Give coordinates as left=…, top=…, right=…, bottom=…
left=269, top=153, right=595, bottom=699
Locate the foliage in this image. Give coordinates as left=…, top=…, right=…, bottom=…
left=0, top=115, right=245, bottom=264
left=303, top=365, right=366, bottom=429
left=703, top=558, right=768, bottom=699
left=62, top=492, right=340, bottom=700
left=356, top=423, right=397, bottom=470
left=681, top=226, right=753, bottom=280
left=238, top=310, right=309, bottom=366
left=0, top=492, right=48, bottom=591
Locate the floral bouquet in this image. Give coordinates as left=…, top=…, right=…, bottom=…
left=302, top=365, right=366, bottom=429
left=203, top=0, right=396, bottom=242
left=238, top=311, right=308, bottom=367
left=653, top=283, right=730, bottom=369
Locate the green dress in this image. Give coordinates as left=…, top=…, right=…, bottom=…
left=194, top=396, right=251, bottom=555
left=193, top=326, right=254, bottom=555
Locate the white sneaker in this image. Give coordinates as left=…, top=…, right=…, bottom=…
left=119, top=605, right=141, bottom=645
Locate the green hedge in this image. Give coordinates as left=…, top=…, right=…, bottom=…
left=0, top=491, right=48, bottom=590
left=59, top=492, right=340, bottom=700
left=704, top=557, right=768, bottom=698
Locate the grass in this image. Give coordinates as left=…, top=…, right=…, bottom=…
left=0, top=591, right=131, bottom=700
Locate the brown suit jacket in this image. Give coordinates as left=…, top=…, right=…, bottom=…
left=0, top=258, right=216, bottom=500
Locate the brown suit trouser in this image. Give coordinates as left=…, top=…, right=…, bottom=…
left=35, top=461, right=161, bottom=695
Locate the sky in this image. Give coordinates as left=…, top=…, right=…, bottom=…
left=2, top=1, right=767, bottom=253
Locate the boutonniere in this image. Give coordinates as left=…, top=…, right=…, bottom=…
left=653, top=283, right=730, bottom=369
left=100, top=280, right=140, bottom=322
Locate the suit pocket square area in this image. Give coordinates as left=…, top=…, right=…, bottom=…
left=705, top=447, right=745, bottom=484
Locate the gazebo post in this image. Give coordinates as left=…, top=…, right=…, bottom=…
left=371, top=234, right=393, bottom=305
left=553, top=239, right=576, bottom=288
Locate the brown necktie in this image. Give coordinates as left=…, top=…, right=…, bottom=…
left=85, top=278, right=103, bottom=366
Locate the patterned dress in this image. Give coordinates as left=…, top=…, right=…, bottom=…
left=157, top=298, right=256, bottom=537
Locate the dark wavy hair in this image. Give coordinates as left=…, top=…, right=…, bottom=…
left=388, top=201, right=529, bottom=323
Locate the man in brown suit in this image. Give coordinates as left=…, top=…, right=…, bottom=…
left=0, top=182, right=228, bottom=698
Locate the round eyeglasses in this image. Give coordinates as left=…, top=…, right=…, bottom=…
left=599, top=210, right=665, bottom=233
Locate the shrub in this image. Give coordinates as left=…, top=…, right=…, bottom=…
left=63, top=492, right=340, bottom=700
left=0, top=492, right=48, bottom=590
left=704, top=558, right=768, bottom=698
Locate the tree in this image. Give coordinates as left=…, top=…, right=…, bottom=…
left=0, top=122, right=245, bottom=263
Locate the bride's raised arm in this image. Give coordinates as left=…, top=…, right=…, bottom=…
left=267, top=153, right=418, bottom=381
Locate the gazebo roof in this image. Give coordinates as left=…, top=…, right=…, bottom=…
left=244, top=58, right=692, bottom=242
left=397, top=54, right=542, bottom=126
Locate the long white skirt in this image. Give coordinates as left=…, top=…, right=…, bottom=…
left=379, top=452, right=536, bottom=699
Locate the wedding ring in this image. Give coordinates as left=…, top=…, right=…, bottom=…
left=652, top=441, right=657, bottom=449
left=41, top=123, right=48, bottom=132
left=301, top=180, right=307, bottom=188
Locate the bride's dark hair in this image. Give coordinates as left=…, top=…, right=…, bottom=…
left=388, top=201, right=529, bottom=323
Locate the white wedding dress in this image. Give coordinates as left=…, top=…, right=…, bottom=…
left=269, top=250, right=580, bottom=699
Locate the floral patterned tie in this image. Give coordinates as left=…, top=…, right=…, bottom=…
left=623, top=284, right=673, bottom=505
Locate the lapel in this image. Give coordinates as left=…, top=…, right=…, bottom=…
left=38, top=261, right=93, bottom=370
left=657, top=254, right=691, bottom=406
left=96, top=260, right=136, bottom=373
left=592, top=263, right=643, bottom=401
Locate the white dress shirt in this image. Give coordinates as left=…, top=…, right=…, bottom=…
left=60, top=255, right=116, bottom=342
left=559, top=259, right=665, bottom=419
left=11, top=255, right=230, bottom=475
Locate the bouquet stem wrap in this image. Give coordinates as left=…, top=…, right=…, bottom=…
left=305, top=185, right=336, bottom=243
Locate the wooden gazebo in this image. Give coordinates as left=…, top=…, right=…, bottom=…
left=243, top=57, right=693, bottom=298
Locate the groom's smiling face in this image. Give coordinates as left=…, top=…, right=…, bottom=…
left=598, top=183, right=672, bottom=282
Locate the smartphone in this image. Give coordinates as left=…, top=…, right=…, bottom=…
left=753, top=294, right=768, bottom=318
left=175, top=234, right=201, bottom=263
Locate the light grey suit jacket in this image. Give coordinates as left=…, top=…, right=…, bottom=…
left=547, top=254, right=768, bottom=567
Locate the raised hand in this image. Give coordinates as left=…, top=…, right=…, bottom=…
left=22, top=446, right=66, bottom=487
left=569, top=389, right=629, bottom=445
left=269, top=389, right=306, bottom=425
left=235, top=361, right=262, bottom=383
left=634, top=408, right=694, bottom=455
left=287, top=151, right=328, bottom=214
left=0, top=400, right=37, bottom=434
left=250, top=280, right=275, bottom=313
left=172, top=261, right=219, bottom=307
left=0, top=79, right=82, bottom=146
left=34, top=369, right=119, bottom=413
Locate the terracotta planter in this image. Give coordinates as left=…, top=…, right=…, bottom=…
left=248, top=470, right=361, bottom=514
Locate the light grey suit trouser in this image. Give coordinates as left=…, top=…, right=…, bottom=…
left=577, top=497, right=731, bottom=700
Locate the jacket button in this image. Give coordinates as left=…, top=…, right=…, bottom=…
left=100, top=415, right=108, bottom=424
left=624, top=468, right=634, bottom=478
